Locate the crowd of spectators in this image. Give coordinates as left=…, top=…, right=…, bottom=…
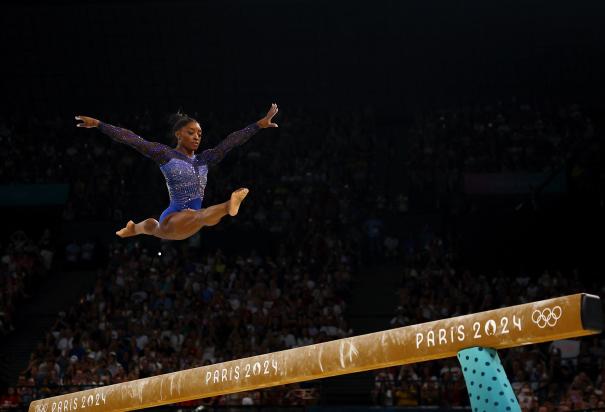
left=371, top=238, right=605, bottom=411
left=63, top=239, right=98, bottom=270
left=0, top=101, right=602, bottom=275
left=0, top=98, right=603, bottom=410
left=406, top=101, right=596, bottom=173
left=394, top=100, right=601, bottom=209
left=0, top=229, right=54, bottom=337
left=12, top=226, right=355, bottom=407
left=1, top=99, right=602, bottom=223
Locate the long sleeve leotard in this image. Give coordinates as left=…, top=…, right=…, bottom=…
left=98, top=122, right=260, bottom=217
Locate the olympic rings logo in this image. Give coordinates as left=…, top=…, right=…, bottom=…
left=531, top=306, right=562, bottom=328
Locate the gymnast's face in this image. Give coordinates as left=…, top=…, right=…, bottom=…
left=176, top=121, right=202, bottom=152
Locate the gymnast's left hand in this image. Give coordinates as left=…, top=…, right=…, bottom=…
left=257, top=103, right=279, bottom=128
left=75, top=115, right=100, bottom=128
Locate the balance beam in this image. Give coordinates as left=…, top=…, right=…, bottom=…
left=29, top=293, right=602, bottom=412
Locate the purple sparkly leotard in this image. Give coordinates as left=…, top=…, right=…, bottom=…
left=98, top=122, right=260, bottom=222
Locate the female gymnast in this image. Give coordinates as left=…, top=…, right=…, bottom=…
left=75, top=103, right=279, bottom=240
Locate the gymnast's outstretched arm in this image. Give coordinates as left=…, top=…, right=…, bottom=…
left=198, top=103, right=279, bottom=166
left=75, top=115, right=171, bottom=164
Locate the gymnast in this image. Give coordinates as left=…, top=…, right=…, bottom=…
left=75, top=103, right=279, bottom=240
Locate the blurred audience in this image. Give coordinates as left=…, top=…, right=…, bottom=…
left=18, top=233, right=354, bottom=406
left=373, top=239, right=605, bottom=411
left=1, top=98, right=603, bottom=411
left=0, top=229, right=54, bottom=336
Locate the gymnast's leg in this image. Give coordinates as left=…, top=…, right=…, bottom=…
left=153, top=188, right=249, bottom=241
left=198, top=187, right=250, bottom=226
left=116, top=218, right=160, bottom=238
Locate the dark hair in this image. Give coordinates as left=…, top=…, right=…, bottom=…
left=168, top=112, right=197, bottom=144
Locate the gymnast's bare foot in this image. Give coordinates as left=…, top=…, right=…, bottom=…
left=228, top=188, right=249, bottom=216
left=116, top=220, right=136, bottom=238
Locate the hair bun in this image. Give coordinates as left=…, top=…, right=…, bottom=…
left=168, top=111, right=190, bottom=125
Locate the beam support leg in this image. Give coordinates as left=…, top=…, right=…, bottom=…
left=458, top=347, right=520, bottom=412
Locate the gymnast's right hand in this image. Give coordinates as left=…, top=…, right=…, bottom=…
left=75, top=115, right=100, bottom=128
